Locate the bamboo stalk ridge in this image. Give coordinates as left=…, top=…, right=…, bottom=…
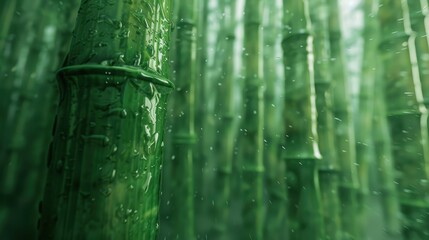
left=38, top=0, right=174, bottom=239
left=282, top=0, right=324, bottom=239
left=240, top=0, right=265, bottom=239
left=211, top=0, right=239, bottom=239
left=327, top=0, right=360, bottom=238
left=378, top=0, right=429, bottom=238
left=263, top=1, right=287, bottom=239
left=308, top=0, right=342, bottom=238
left=168, top=0, right=198, bottom=239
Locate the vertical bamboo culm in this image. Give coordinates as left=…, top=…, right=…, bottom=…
left=38, top=1, right=174, bottom=239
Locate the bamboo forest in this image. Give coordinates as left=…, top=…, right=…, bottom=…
left=2, top=0, right=429, bottom=239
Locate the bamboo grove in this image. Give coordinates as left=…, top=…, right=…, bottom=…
left=1, top=0, right=429, bottom=239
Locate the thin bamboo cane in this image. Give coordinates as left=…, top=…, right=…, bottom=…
left=240, top=0, right=265, bottom=239
left=0, top=0, right=17, bottom=55
left=407, top=0, right=429, bottom=106
left=372, top=59, right=402, bottom=238
left=308, top=0, right=342, bottom=238
left=355, top=0, right=379, bottom=238
left=327, top=0, right=360, bottom=238
left=168, top=0, right=198, bottom=239
left=38, top=1, right=174, bottom=239
left=211, top=0, right=239, bottom=239
left=263, top=1, right=287, bottom=239
left=282, top=0, right=324, bottom=239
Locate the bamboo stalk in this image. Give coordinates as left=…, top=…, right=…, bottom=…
left=168, top=0, right=198, bottom=239
left=355, top=0, right=379, bottom=238
left=0, top=0, right=17, bottom=54
left=240, top=0, right=265, bottom=239
left=211, top=0, right=239, bottom=239
left=194, top=0, right=210, bottom=236
left=327, top=0, right=360, bottom=239
left=378, top=0, right=429, bottom=238
left=263, top=1, right=287, bottom=239
left=372, top=59, right=402, bottom=237
left=282, top=0, right=324, bottom=239
left=38, top=1, right=174, bottom=239
left=308, top=0, right=342, bottom=238
left=407, top=0, right=429, bottom=106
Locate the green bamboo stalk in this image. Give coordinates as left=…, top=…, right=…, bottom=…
left=240, top=0, right=265, bottom=239
left=282, top=0, right=324, bottom=239
left=194, top=0, right=210, bottom=237
left=360, top=0, right=402, bottom=237
left=168, top=0, right=198, bottom=239
left=211, top=0, right=239, bottom=239
left=263, top=1, right=287, bottom=239
left=378, top=0, right=429, bottom=238
left=327, top=0, right=360, bottom=239
left=408, top=0, right=429, bottom=106
left=38, top=1, right=174, bottom=239
left=372, top=60, right=402, bottom=237
left=0, top=0, right=17, bottom=54
left=308, top=0, right=342, bottom=239
left=356, top=0, right=381, bottom=238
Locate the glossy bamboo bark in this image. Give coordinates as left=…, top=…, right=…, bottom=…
left=263, top=1, right=287, bottom=239
left=309, top=0, right=342, bottom=239
left=168, top=0, right=198, bottom=239
left=282, top=0, right=324, bottom=239
left=327, top=0, right=359, bottom=239
left=211, top=1, right=239, bottom=239
left=379, top=0, right=429, bottom=238
left=38, top=1, right=174, bottom=239
left=241, top=0, right=265, bottom=239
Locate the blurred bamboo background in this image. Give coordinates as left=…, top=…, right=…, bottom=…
left=1, top=0, right=429, bottom=239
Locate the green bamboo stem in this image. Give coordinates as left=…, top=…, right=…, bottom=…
left=38, top=1, right=174, bottom=239
left=194, top=0, right=210, bottom=237
left=372, top=60, right=402, bottom=237
left=282, top=0, right=324, bottom=239
left=355, top=0, right=379, bottom=238
left=263, top=1, right=287, bottom=239
left=0, top=0, right=17, bottom=54
left=379, top=0, right=429, bottom=238
left=211, top=0, right=239, bottom=239
left=308, top=0, right=342, bottom=239
left=360, top=0, right=402, bottom=237
left=327, top=0, right=360, bottom=239
left=168, top=0, right=198, bottom=239
left=408, top=0, right=429, bottom=106
left=0, top=0, right=41, bottom=161
left=240, top=0, right=265, bottom=239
